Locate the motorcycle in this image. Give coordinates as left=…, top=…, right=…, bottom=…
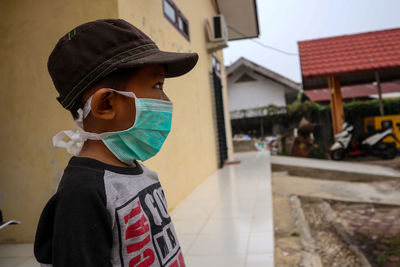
left=330, top=122, right=400, bottom=161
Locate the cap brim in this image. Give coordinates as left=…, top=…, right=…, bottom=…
left=118, top=50, right=199, bottom=78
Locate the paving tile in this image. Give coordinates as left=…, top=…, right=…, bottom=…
left=0, top=257, right=28, bottom=267
left=172, top=218, right=207, bottom=236
left=185, top=254, right=246, bottom=267
left=200, top=218, right=252, bottom=234
left=176, top=234, right=197, bottom=256
left=252, top=216, right=274, bottom=233
left=187, top=233, right=250, bottom=256
left=0, top=244, right=33, bottom=258
left=15, top=257, right=40, bottom=267
left=248, top=231, right=274, bottom=254
left=246, top=253, right=274, bottom=267
left=210, top=204, right=255, bottom=219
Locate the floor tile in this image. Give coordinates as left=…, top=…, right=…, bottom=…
left=0, top=244, right=33, bottom=257
left=0, top=257, right=28, bottom=267
left=200, top=218, right=252, bottom=234
left=170, top=151, right=274, bottom=266
left=16, top=257, right=40, bottom=267
left=210, top=205, right=255, bottom=219
left=188, top=233, right=249, bottom=256
left=252, top=216, right=274, bottom=233
left=248, top=231, right=274, bottom=254
left=170, top=201, right=215, bottom=220
left=176, top=234, right=197, bottom=256
left=246, top=253, right=274, bottom=267
left=172, top=218, right=206, bottom=235
left=185, top=254, right=246, bottom=267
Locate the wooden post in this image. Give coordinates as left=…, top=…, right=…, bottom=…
left=375, top=72, right=384, bottom=116
left=328, top=76, right=344, bottom=134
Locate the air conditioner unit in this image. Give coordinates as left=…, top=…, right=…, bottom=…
left=205, top=14, right=228, bottom=52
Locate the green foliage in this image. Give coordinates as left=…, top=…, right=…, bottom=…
left=309, top=144, right=327, bottom=159
left=230, top=97, right=400, bottom=141
left=281, top=148, right=290, bottom=156
left=375, top=254, right=388, bottom=266
left=231, top=97, right=400, bottom=122
left=344, top=97, right=400, bottom=118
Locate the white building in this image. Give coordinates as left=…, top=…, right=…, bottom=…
left=227, top=57, right=300, bottom=119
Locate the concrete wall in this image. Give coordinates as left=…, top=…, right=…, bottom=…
left=228, top=67, right=288, bottom=118
left=0, top=0, right=232, bottom=243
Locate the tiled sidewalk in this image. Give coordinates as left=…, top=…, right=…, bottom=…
left=0, top=151, right=273, bottom=267
left=171, top=151, right=274, bottom=267
left=0, top=243, right=37, bottom=267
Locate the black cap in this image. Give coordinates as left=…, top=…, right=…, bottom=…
left=48, top=19, right=199, bottom=111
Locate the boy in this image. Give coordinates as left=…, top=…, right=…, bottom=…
left=34, top=19, right=198, bottom=267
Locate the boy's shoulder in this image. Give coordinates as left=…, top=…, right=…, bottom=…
left=53, top=157, right=107, bottom=209
left=57, top=156, right=149, bottom=197
left=58, top=157, right=105, bottom=189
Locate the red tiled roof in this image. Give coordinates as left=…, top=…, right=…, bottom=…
left=298, top=28, right=400, bottom=78
left=304, top=82, right=400, bottom=102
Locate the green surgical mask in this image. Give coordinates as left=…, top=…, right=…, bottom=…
left=53, top=89, right=173, bottom=165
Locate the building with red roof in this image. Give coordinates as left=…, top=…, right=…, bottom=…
left=298, top=28, right=400, bottom=133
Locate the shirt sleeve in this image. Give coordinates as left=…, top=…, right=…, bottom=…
left=35, top=171, right=113, bottom=267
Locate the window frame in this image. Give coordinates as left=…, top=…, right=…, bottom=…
left=212, top=55, right=221, bottom=75
left=162, top=0, right=190, bottom=41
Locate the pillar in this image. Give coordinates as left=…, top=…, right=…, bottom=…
left=328, top=76, right=344, bottom=134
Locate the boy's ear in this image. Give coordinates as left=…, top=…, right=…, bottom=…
left=90, top=88, right=117, bottom=120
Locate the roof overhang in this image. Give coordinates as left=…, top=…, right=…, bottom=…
left=304, top=81, right=400, bottom=102
left=298, top=28, right=400, bottom=90
left=216, top=0, right=260, bottom=41
left=227, top=57, right=301, bottom=91
left=303, top=67, right=400, bottom=90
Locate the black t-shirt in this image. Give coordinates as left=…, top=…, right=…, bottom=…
left=34, top=157, right=184, bottom=267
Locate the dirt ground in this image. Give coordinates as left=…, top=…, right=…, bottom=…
left=330, top=201, right=400, bottom=267
left=300, top=197, right=364, bottom=267
left=272, top=171, right=400, bottom=266
left=272, top=191, right=304, bottom=267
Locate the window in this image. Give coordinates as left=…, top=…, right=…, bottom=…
left=163, top=0, right=176, bottom=22
left=162, top=0, right=190, bottom=40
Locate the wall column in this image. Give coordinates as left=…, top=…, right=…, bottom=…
left=328, top=76, right=344, bottom=134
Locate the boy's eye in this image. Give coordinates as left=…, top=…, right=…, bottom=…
left=154, top=82, right=164, bottom=90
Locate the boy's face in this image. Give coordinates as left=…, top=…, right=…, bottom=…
left=114, top=64, right=169, bottom=131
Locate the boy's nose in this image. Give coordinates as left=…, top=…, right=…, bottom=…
left=160, top=91, right=170, bottom=102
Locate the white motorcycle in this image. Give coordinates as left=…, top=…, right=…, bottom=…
left=330, top=122, right=399, bottom=161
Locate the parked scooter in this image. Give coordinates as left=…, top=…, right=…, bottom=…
left=330, top=122, right=400, bottom=160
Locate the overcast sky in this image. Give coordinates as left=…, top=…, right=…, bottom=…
left=223, top=0, right=400, bottom=83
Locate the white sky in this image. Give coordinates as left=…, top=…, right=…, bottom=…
left=223, top=0, right=400, bottom=83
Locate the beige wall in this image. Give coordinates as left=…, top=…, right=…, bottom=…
left=118, top=0, right=234, bottom=208
left=0, top=0, right=232, bottom=243
left=0, top=0, right=119, bottom=243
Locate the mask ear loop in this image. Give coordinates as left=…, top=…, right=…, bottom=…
left=74, top=94, right=93, bottom=129
left=53, top=89, right=138, bottom=155
left=75, top=89, right=135, bottom=129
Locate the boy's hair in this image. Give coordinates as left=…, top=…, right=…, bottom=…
left=70, top=68, right=138, bottom=119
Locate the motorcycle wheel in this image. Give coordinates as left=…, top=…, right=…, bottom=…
left=381, top=144, right=397, bottom=160
left=330, top=149, right=345, bottom=161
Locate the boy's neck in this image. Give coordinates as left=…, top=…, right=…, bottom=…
left=78, top=140, right=135, bottom=167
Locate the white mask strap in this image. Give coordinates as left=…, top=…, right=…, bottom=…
left=52, top=130, right=101, bottom=155
left=54, top=89, right=137, bottom=155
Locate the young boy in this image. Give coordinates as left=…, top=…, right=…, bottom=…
left=34, top=19, right=198, bottom=267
